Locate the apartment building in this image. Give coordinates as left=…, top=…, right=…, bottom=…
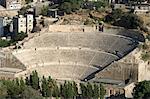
left=13, top=14, right=33, bottom=34
left=26, top=14, right=33, bottom=33
left=0, top=0, right=25, bottom=10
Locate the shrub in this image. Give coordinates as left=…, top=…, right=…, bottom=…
left=133, top=80, right=150, bottom=99
left=142, top=43, right=149, bottom=50
left=14, top=31, right=28, bottom=41
left=59, top=0, right=84, bottom=14
left=41, top=5, right=49, bottom=16
left=146, top=34, right=150, bottom=41
left=104, top=9, right=123, bottom=23
left=84, top=19, right=94, bottom=25
left=18, top=5, right=31, bottom=15
left=141, top=52, right=150, bottom=61
left=59, top=2, right=72, bottom=14
left=0, top=39, right=10, bottom=47
left=114, top=13, right=143, bottom=29
left=104, top=9, right=143, bottom=29
left=25, top=0, right=33, bottom=4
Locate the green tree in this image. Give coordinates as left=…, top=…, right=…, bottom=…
left=30, top=71, right=40, bottom=90
left=116, top=13, right=143, bottom=29
left=133, top=80, right=150, bottom=99
left=47, top=76, right=55, bottom=97
left=3, top=78, right=27, bottom=99
left=61, top=81, right=69, bottom=98
left=59, top=0, right=84, bottom=14
left=72, top=81, right=78, bottom=97
left=105, top=9, right=123, bottom=23
left=41, top=76, right=48, bottom=97
left=21, top=86, right=43, bottom=99
left=25, top=76, right=30, bottom=86
left=99, top=83, right=106, bottom=99
left=20, top=77, right=26, bottom=91
left=93, top=84, right=100, bottom=99
left=105, top=9, right=143, bottom=29
left=59, top=2, right=72, bottom=14
left=0, top=81, right=8, bottom=99
left=93, top=0, right=108, bottom=9
left=67, top=82, right=74, bottom=98
left=52, top=80, right=60, bottom=97
left=60, top=81, right=75, bottom=98
left=86, top=82, right=93, bottom=98
left=80, top=83, right=87, bottom=98
left=5, top=80, right=21, bottom=99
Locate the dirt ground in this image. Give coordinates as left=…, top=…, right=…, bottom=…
left=0, top=10, right=18, bottom=17
left=61, top=9, right=107, bottom=25
left=138, top=13, right=150, bottom=26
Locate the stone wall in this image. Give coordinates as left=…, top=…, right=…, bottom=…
left=48, top=25, right=97, bottom=33
left=95, top=61, right=138, bottom=82
left=48, top=25, right=144, bottom=42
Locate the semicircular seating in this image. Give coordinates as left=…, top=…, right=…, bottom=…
left=13, top=31, right=139, bottom=81
left=13, top=48, right=119, bottom=68
left=23, top=32, right=138, bottom=56
left=28, top=64, right=99, bottom=81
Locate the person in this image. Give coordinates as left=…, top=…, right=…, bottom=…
left=99, top=21, right=104, bottom=32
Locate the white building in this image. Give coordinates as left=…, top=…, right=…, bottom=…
left=0, top=0, right=25, bottom=10
left=13, top=14, right=34, bottom=34
left=131, top=4, right=150, bottom=14
left=3, top=17, right=13, bottom=26
left=33, top=0, right=43, bottom=3
left=7, top=1, right=22, bottom=10
left=26, top=14, right=34, bottom=33
left=13, top=15, right=26, bottom=33
left=0, top=17, right=14, bottom=36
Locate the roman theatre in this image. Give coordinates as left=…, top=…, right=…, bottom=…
left=0, top=25, right=146, bottom=83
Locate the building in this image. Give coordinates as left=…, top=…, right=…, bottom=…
left=0, top=17, right=4, bottom=36
left=26, top=14, right=34, bottom=33
left=0, top=0, right=25, bottom=10
left=0, top=17, right=14, bottom=37
left=3, top=17, right=13, bottom=36
left=48, top=9, right=58, bottom=18
left=131, top=4, right=150, bottom=14
left=13, top=14, right=34, bottom=34
left=33, top=0, right=44, bottom=3
left=13, top=15, right=26, bottom=33
left=109, top=0, right=129, bottom=4
left=3, top=17, right=12, bottom=26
